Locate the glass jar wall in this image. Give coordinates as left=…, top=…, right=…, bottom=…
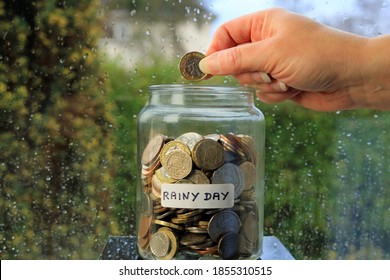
left=136, top=85, right=265, bottom=260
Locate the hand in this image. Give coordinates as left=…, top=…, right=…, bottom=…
left=199, top=8, right=390, bottom=111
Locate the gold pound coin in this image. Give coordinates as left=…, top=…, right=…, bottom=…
left=157, top=227, right=178, bottom=260
left=163, top=149, right=193, bottom=180
left=186, top=169, right=210, bottom=184
left=179, top=51, right=207, bottom=81
left=192, top=139, right=225, bottom=171
left=155, top=167, right=176, bottom=183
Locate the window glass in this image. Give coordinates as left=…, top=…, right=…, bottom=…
left=1, top=0, right=388, bottom=259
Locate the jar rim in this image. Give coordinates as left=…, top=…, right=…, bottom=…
left=149, top=84, right=255, bottom=94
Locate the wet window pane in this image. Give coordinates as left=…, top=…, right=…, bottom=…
left=1, top=0, right=389, bottom=259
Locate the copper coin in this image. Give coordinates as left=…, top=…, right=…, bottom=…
left=138, top=214, right=152, bottom=239
left=179, top=51, right=207, bottom=81
left=142, top=134, right=165, bottom=166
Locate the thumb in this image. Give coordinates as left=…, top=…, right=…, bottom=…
left=199, top=43, right=264, bottom=76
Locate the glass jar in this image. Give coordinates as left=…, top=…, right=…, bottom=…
left=136, top=85, right=265, bottom=260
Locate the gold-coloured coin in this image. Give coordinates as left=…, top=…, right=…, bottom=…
left=186, top=169, right=210, bottom=184
left=175, top=179, right=193, bottom=184
left=176, top=209, right=204, bottom=219
left=161, top=140, right=191, bottom=158
left=237, top=134, right=256, bottom=163
left=171, top=214, right=202, bottom=224
left=239, top=161, right=257, bottom=190
left=157, top=227, right=178, bottom=260
left=154, top=219, right=184, bottom=231
left=192, top=139, right=225, bottom=171
left=179, top=51, right=207, bottom=81
left=160, top=141, right=192, bottom=179
left=155, top=167, right=176, bottom=183
left=163, top=149, right=193, bottom=180
left=197, top=221, right=209, bottom=228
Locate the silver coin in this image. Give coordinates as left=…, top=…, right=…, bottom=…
left=218, top=232, right=240, bottom=260
left=180, top=233, right=208, bottom=246
left=176, top=132, right=204, bottom=152
left=207, top=210, right=241, bottom=242
left=150, top=231, right=171, bottom=258
left=141, top=192, right=153, bottom=216
left=243, top=211, right=259, bottom=243
left=211, top=163, right=245, bottom=199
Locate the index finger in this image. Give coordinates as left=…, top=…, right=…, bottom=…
left=205, top=10, right=270, bottom=55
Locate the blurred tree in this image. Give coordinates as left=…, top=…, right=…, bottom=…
left=104, top=0, right=215, bottom=53
left=0, top=0, right=118, bottom=259
left=107, top=0, right=213, bottom=25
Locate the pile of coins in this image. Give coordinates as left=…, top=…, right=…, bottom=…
left=138, top=132, right=260, bottom=260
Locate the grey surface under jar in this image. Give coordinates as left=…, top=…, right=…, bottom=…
left=136, top=85, right=265, bottom=260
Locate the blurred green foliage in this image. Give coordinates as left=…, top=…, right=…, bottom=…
left=0, top=0, right=119, bottom=259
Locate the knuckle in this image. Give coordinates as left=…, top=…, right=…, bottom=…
left=225, top=47, right=242, bottom=73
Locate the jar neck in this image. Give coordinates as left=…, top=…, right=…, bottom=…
left=148, top=85, right=255, bottom=107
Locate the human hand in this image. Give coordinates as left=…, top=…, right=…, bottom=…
left=199, top=8, right=390, bottom=111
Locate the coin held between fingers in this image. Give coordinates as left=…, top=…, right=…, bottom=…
left=180, top=51, right=207, bottom=81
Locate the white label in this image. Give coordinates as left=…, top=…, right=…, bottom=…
left=161, top=183, right=234, bottom=209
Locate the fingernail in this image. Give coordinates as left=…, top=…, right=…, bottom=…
left=198, top=58, right=209, bottom=74
left=260, top=72, right=272, bottom=83
left=279, top=82, right=288, bottom=91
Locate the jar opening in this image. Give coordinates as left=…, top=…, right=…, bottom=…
left=149, top=84, right=255, bottom=95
